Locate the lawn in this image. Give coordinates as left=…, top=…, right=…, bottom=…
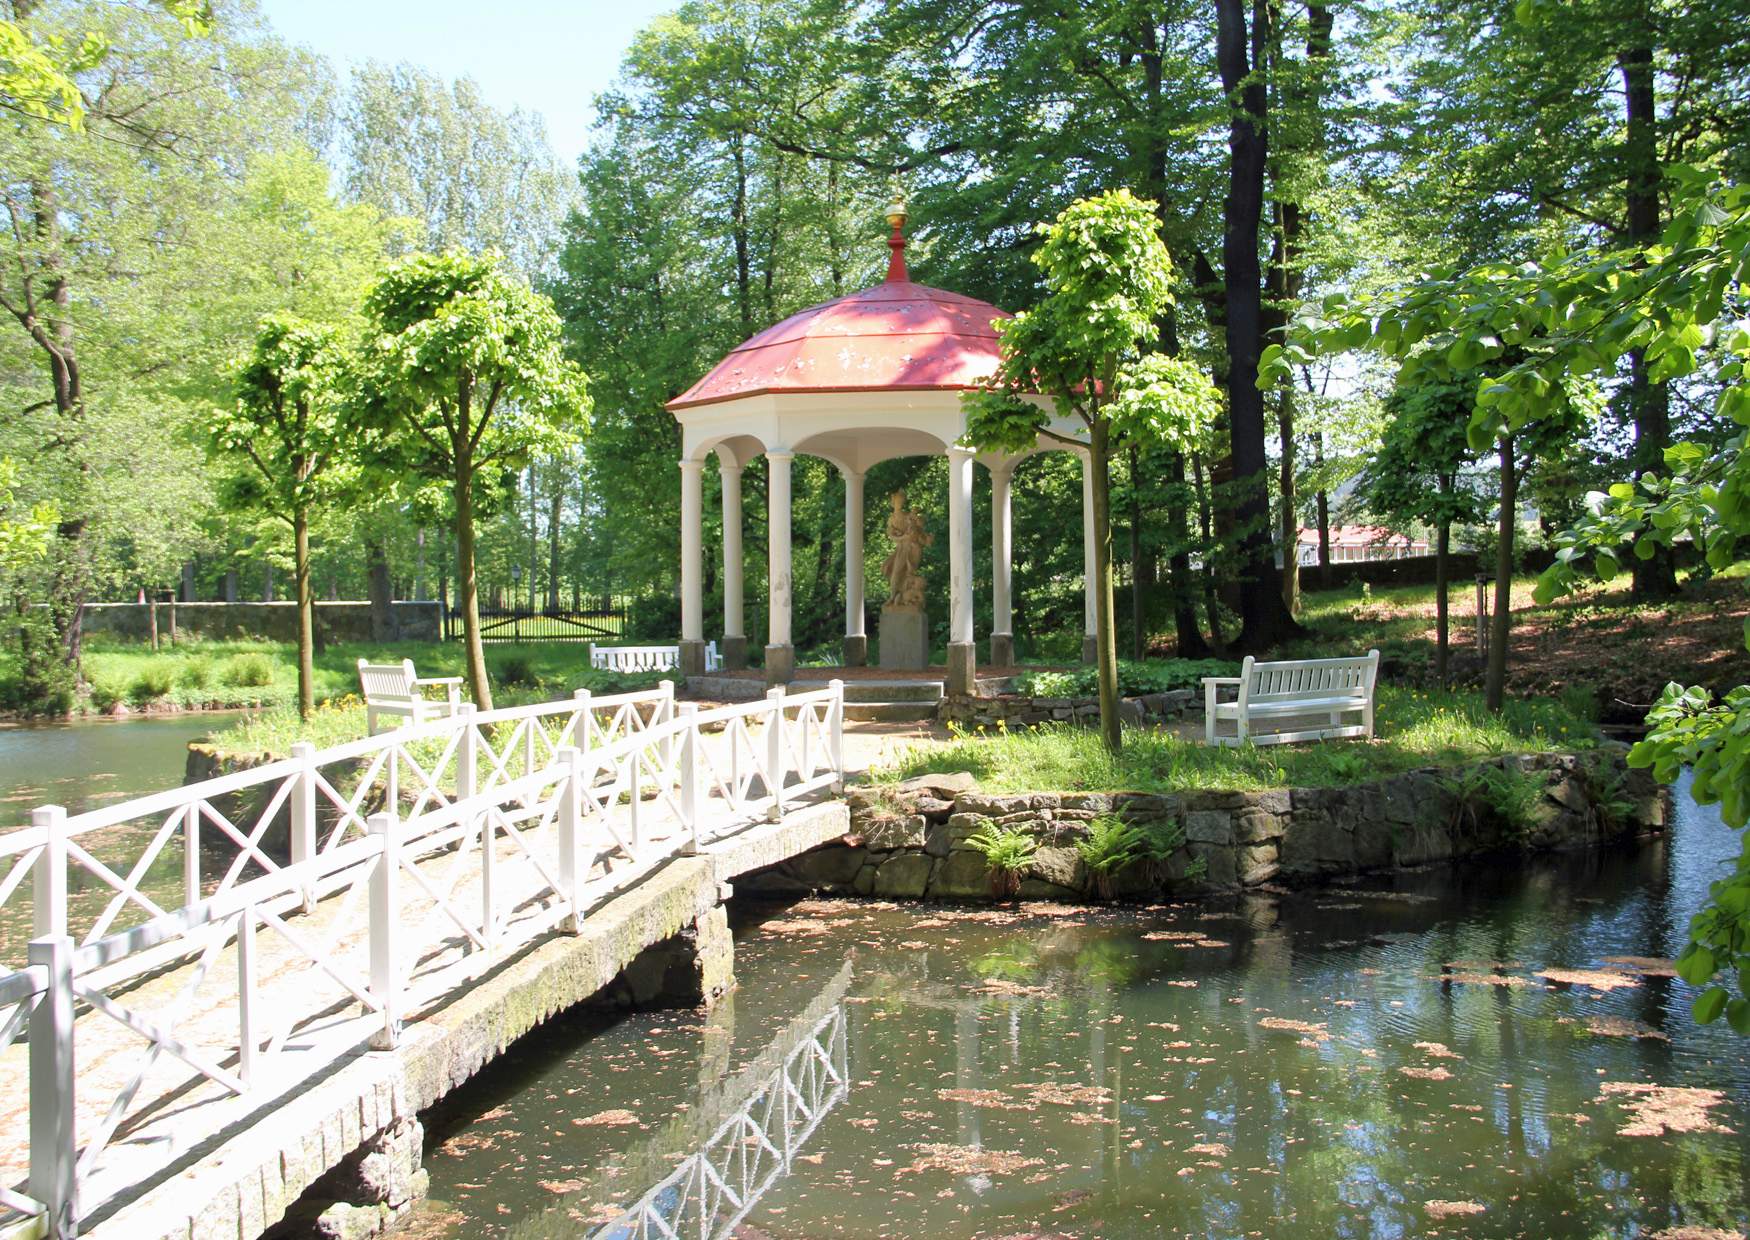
left=873, top=684, right=1598, bottom=794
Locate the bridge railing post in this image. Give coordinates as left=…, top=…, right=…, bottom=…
left=678, top=703, right=700, bottom=854
left=829, top=679, right=846, bottom=793
left=766, top=687, right=787, bottom=822
left=29, top=932, right=75, bottom=1238
left=572, top=689, right=593, bottom=751
left=237, top=905, right=258, bottom=1088
left=557, top=746, right=583, bottom=932
left=368, top=812, right=400, bottom=1050
left=289, top=743, right=317, bottom=912
left=658, top=679, right=676, bottom=783
left=31, top=805, right=66, bottom=941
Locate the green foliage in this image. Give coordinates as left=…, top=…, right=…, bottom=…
left=126, top=665, right=175, bottom=706
left=494, top=654, right=539, bottom=689
left=177, top=658, right=212, bottom=691
left=964, top=823, right=1038, bottom=898
left=1075, top=814, right=1145, bottom=900
left=0, top=608, right=74, bottom=716
left=1012, top=659, right=1239, bottom=699
left=221, top=653, right=273, bottom=688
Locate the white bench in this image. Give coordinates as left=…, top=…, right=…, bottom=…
left=1203, top=650, right=1379, bottom=747
left=356, top=658, right=465, bottom=735
left=589, top=641, right=722, bottom=674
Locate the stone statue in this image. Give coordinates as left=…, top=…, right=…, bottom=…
left=881, top=490, right=930, bottom=611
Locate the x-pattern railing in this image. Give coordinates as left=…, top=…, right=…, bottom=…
left=592, top=1002, right=849, bottom=1240
left=0, top=679, right=843, bottom=1239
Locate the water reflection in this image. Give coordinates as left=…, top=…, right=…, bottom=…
left=408, top=777, right=1749, bottom=1238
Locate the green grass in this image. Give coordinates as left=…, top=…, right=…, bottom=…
left=872, top=685, right=1596, bottom=794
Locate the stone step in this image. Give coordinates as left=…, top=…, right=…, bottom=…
left=843, top=701, right=940, bottom=723
left=794, top=679, right=944, bottom=704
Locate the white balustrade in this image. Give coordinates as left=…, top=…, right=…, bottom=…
left=0, top=677, right=845, bottom=1238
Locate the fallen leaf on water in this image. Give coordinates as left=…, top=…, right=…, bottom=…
left=899, top=1144, right=1044, bottom=1177
left=1258, top=1016, right=1329, bottom=1042
left=1437, top=971, right=1528, bottom=988
left=1647, top=1228, right=1746, bottom=1240
left=1400, top=1066, right=1453, bottom=1081
left=1052, top=1188, right=1091, bottom=1212
left=573, top=1109, right=638, bottom=1127
left=1414, top=1041, right=1462, bottom=1060
left=1188, top=1142, right=1229, bottom=1158
left=1601, top=955, right=1678, bottom=977
left=1425, top=1200, right=1486, bottom=1219
left=1536, top=967, right=1639, bottom=992
left=1599, top=1082, right=1734, bottom=1138
left=1579, top=1016, right=1669, bottom=1041
left=538, top=1179, right=585, bottom=1195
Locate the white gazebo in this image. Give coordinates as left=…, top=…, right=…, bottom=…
left=666, top=202, right=1095, bottom=693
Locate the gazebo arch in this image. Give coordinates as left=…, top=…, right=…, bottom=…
left=666, top=202, right=1091, bottom=692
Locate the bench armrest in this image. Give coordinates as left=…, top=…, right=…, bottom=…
left=414, top=676, right=465, bottom=687
left=1200, top=676, right=1242, bottom=687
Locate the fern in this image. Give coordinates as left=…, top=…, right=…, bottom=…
left=965, top=823, right=1038, bottom=898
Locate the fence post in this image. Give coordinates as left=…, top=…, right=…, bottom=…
left=183, top=799, right=200, bottom=908
left=678, top=703, right=700, bottom=854
left=29, top=932, right=75, bottom=1238
left=237, top=906, right=258, bottom=1088
left=557, top=746, right=583, bottom=932
left=456, top=703, right=478, bottom=803
left=629, top=740, right=643, bottom=855
left=829, top=679, right=846, bottom=794
left=368, top=812, right=400, bottom=1051
left=480, top=803, right=496, bottom=953
left=767, top=687, right=787, bottom=822
left=289, top=743, right=317, bottom=912
left=31, top=805, right=66, bottom=941
left=573, top=689, right=593, bottom=751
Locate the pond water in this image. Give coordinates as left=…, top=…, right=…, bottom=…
left=399, top=776, right=1749, bottom=1239
left=0, top=711, right=251, bottom=959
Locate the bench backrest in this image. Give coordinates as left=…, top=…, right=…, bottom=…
left=357, top=658, right=419, bottom=704
left=591, top=644, right=680, bottom=673
left=1240, top=650, right=1379, bottom=705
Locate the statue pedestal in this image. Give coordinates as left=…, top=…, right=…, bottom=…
left=879, top=606, right=928, bottom=670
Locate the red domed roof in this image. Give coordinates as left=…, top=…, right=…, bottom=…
left=667, top=214, right=1010, bottom=411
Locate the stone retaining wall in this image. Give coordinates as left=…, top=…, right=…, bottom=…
left=937, top=688, right=1198, bottom=730
left=737, top=749, right=1665, bottom=904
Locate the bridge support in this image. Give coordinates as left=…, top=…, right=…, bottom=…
left=284, top=1116, right=428, bottom=1239
left=593, top=903, right=734, bottom=1011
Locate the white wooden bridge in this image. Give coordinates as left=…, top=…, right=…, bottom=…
left=0, top=681, right=850, bottom=1239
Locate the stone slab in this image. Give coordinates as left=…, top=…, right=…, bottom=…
left=878, top=607, right=928, bottom=670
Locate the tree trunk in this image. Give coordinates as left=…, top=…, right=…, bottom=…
left=147, top=590, right=159, bottom=651
left=1278, top=387, right=1299, bottom=615
left=294, top=509, right=315, bottom=720
left=1216, top=0, right=1300, bottom=651
left=367, top=537, right=398, bottom=641
left=547, top=476, right=563, bottom=612
left=1314, top=432, right=1332, bottom=589
left=1192, top=452, right=1226, bottom=649
left=1090, top=420, right=1121, bottom=753
left=1619, top=35, right=1678, bottom=599
left=1435, top=505, right=1451, bottom=690
left=1161, top=450, right=1208, bottom=657
left=1486, top=439, right=1517, bottom=713
left=414, top=528, right=428, bottom=602
left=263, top=559, right=276, bottom=602
left=455, top=456, right=492, bottom=710
left=1129, top=444, right=1145, bottom=660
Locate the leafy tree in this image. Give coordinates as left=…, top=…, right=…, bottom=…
left=965, top=191, right=1218, bottom=751
left=208, top=316, right=358, bottom=719
left=1280, top=175, right=1750, bottom=1029
left=357, top=251, right=589, bottom=710
left=1, top=0, right=208, bottom=129
left=1361, top=372, right=1484, bottom=686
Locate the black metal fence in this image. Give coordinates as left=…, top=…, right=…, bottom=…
left=443, top=605, right=627, bottom=644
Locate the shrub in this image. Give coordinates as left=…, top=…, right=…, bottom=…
left=178, top=658, right=212, bottom=691
left=0, top=609, right=75, bottom=716
left=127, top=666, right=175, bottom=706
left=964, top=823, right=1038, bottom=899
left=1075, top=815, right=1146, bottom=900
left=494, top=654, right=539, bottom=689
left=221, top=653, right=273, bottom=688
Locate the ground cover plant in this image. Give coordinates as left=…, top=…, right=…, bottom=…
left=875, top=686, right=1595, bottom=795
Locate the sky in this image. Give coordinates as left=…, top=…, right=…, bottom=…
left=256, top=0, right=679, bottom=161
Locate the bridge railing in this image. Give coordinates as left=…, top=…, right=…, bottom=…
left=0, top=680, right=844, bottom=1239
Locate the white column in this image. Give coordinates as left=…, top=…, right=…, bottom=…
left=991, top=464, right=1013, bottom=638
left=719, top=458, right=744, bottom=639
left=767, top=451, right=793, bottom=649
left=679, top=459, right=703, bottom=643
left=843, top=469, right=865, bottom=639
left=947, top=446, right=974, bottom=645
left=1080, top=450, right=1097, bottom=642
